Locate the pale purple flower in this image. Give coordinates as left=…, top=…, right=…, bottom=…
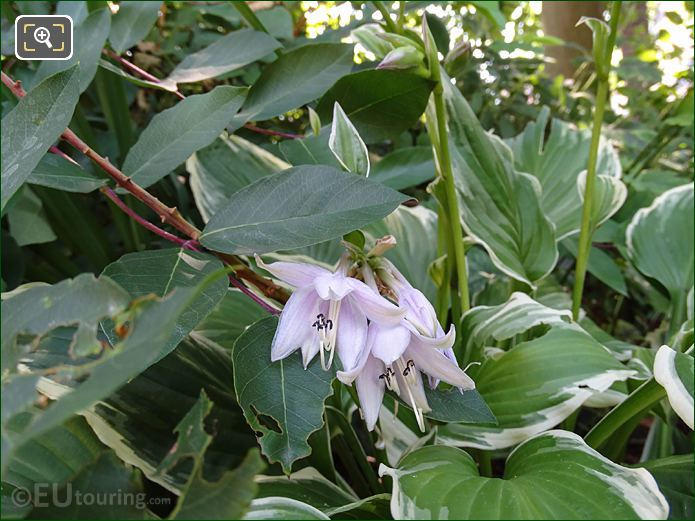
left=338, top=261, right=475, bottom=431
left=255, top=255, right=405, bottom=371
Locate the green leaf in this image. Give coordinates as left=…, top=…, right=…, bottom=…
left=6, top=186, right=56, bottom=246
left=364, top=205, right=438, bottom=302
left=122, top=85, right=247, bottom=188
left=578, top=16, right=610, bottom=76
left=627, top=183, right=694, bottom=299
left=308, top=106, right=321, bottom=136
left=187, top=135, right=289, bottom=222
left=653, top=345, right=694, bottom=429
left=0, top=274, right=129, bottom=363
left=256, top=6, right=294, bottom=40
left=507, top=107, right=625, bottom=239
left=460, top=291, right=572, bottom=356
left=236, top=43, right=354, bottom=123
left=1, top=66, right=80, bottom=211
left=381, top=431, right=669, bottom=519
left=468, top=1, right=506, bottom=27
left=278, top=127, right=342, bottom=169
left=232, top=317, right=335, bottom=473
left=437, top=326, right=634, bottom=450
left=562, top=238, right=628, bottom=296
left=34, top=8, right=111, bottom=93
left=108, top=1, right=161, bottom=54
left=350, top=23, right=393, bottom=60
left=199, top=165, right=408, bottom=255
left=370, top=146, right=435, bottom=190
left=35, top=333, right=257, bottom=493
left=255, top=468, right=356, bottom=512
left=317, top=70, right=433, bottom=143
left=162, top=29, right=281, bottom=89
left=123, top=85, right=246, bottom=187
left=638, top=455, right=694, bottom=520
left=243, top=497, right=329, bottom=520
left=329, top=102, right=370, bottom=176
left=101, top=248, right=228, bottom=357
left=158, top=392, right=265, bottom=520
left=27, top=153, right=106, bottom=193
left=419, top=386, right=495, bottom=423
left=3, top=278, right=225, bottom=470
left=440, top=75, right=557, bottom=287
left=98, top=58, right=176, bottom=92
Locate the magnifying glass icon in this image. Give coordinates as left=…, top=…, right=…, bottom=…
left=33, top=26, right=53, bottom=49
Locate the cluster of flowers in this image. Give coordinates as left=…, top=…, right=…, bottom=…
left=256, top=240, right=474, bottom=432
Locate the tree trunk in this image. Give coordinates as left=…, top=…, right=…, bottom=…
left=542, top=1, right=605, bottom=78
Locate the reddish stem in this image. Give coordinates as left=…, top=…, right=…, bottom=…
left=102, top=50, right=301, bottom=140
left=101, top=186, right=198, bottom=248
left=1, top=70, right=290, bottom=305
left=228, top=275, right=280, bottom=314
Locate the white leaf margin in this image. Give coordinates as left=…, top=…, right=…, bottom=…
left=653, top=344, right=694, bottom=429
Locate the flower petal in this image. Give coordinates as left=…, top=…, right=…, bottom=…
left=271, top=287, right=320, bottom=362
left=369, top=322, right=412, bottom=365
left=255, top=254, right=329, bottom=288
left=336, top=297, right=368, bottom=373
left=394, top=366, right=431, bottom=413
left=356, top=354, right=386, bottom=431
left=405, top=323, right=456, bottom=350
left=346, top=279, right=405, bottom=325
left=405, top=343, right=475, bottom=390
left=314, top=272, right=354, bottom=300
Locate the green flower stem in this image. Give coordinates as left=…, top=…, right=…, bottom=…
left=571, top=2, right=621, bottom=320
left=435, top=205, right=452, bottom=324
left=584, top=378, right=665, bottom=450
left=373, top=1, right=400, bottom=34
left=432, top=81, right=471, bottom=316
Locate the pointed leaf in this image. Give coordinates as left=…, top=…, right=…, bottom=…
left=438, top=326, right=634, bottom=450
left=235, top=43, right=354, bottom=123
left=627, top=183, right=694, bottom=298
left=187, top=135, right=289, bottom=222
left=317, top=70, right=433, bottom=143
left=329, top=102, right=370, bottom=176
left=162, top=29, right=281, bottom=89
left=232, top=317, right=335, bottom=473
left=101, top=248, right=228, bottom=357
left=507, top=107, right=624, bottom=239
left=122, top=85, right=247, bottom=188
left=34, top=8, right=111, bottom=93
left=1, top=66, right=80, bottom=210
left=28, top=153, right=106, bottom=193
left=440, top=75, right=557, bottom=286
left=109, top=1, right=161, bottom=54
left=199, top=165, right=408, bottom=255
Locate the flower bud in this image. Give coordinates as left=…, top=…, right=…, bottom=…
left=377, top=47, right=429, bottom=77
left=444, top=40, right=471, bottom=77
left=368, top=235, right=397, bottom=257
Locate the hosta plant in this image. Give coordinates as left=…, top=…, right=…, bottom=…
left=1, top=1, right=693, bottom=520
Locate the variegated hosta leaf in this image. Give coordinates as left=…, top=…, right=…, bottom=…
left=436, top=327, right=635, bottom=450
left=242, top=497, right=329, bottom=520
left=460, top=292, right=572, bottom=357
left=439, top=74, right=557, bottom=287
left=653, top=345, right=694, bottom=429
left=507, top=106, right=624, bottom=239
left=627, top=183, right=694, bottom=302
left=328, top=102, right=370, bottom=176
left=380, top=431, right=669, bottom=520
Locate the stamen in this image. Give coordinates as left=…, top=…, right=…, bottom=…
left=395, top=358, right=425, bottom=432
left=317, top=301, right=341, bottom=371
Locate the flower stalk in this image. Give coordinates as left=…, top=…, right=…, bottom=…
left=428, top=37, right=471, bottom=316
left=571, top=2, right=621, bottom=320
